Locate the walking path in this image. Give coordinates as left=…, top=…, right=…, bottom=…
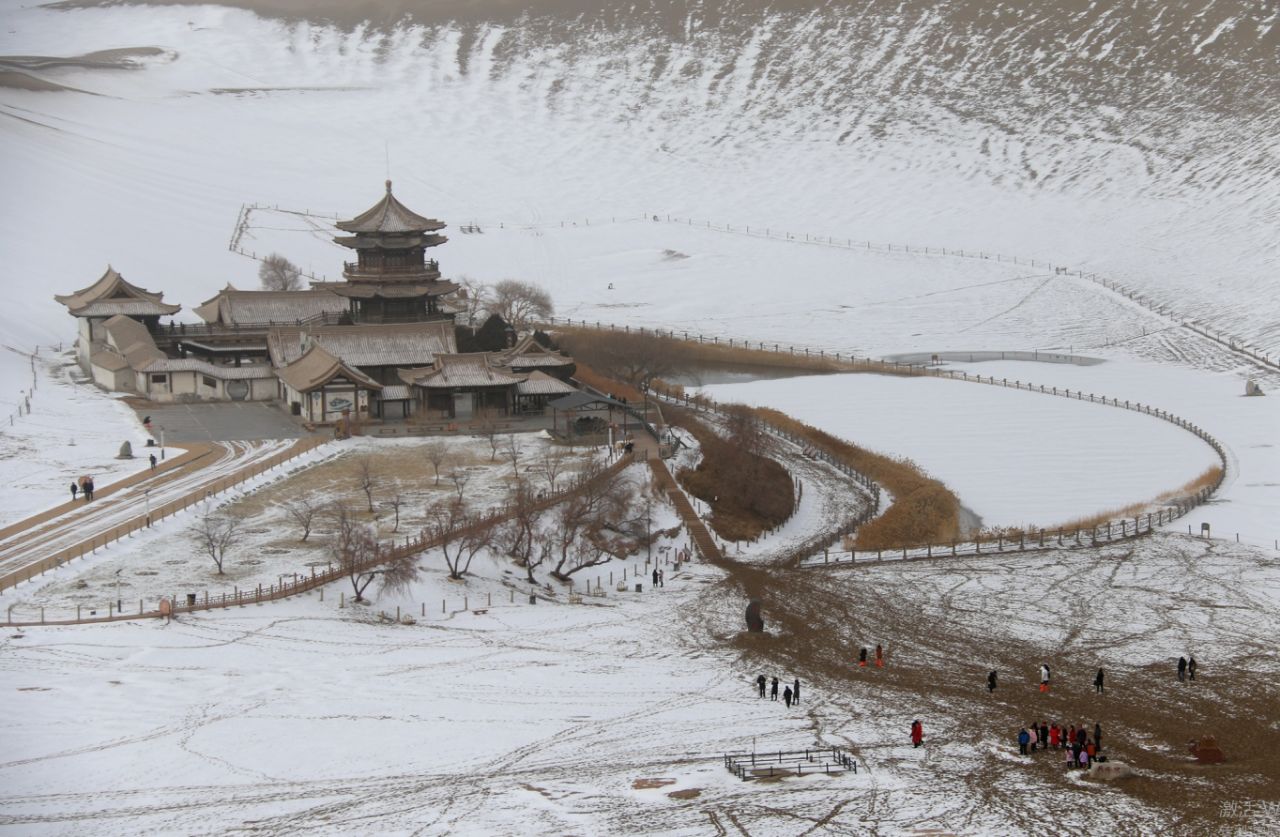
left=0, top=438, right=324, bottom=593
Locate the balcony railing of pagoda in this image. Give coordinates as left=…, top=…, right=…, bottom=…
left=343, top=260, right=439, bottom=276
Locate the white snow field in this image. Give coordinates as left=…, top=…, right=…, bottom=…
left=700, top=371, right=1223, bottom=531
left=2, top=1, right=1279, bottom=834
left=0, top=350, right=153, bottom=527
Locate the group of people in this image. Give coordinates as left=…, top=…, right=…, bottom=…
left=755, top=675, right=802, bottom=708
left=857, top=644, right=885, bottom=668
left=70, top=477, right=95, bottom=502
left=986, top=666, right=1107, bottom=693
left=1017, top=721, right=1104, bottom=770
left=650, top=568, right=665, bottom=587
left=1177, top=656, right=1198, bottom=681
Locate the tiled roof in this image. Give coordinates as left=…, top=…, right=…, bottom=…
left=404, top=353, right=523, bottom=389
left=194, top=289, right=347, bottom=326
left=55, top=266, right=180, bottom=317
left=102, top=315, right=165, bottom=369
left=140, top=358, right=276, bottom=380
left=516, top=371, right=577, bottom=396
left=499, top=334, right=575, bottom=367
left=334, top=181, right=446, bottom=235
left=268, top=321, right=457, bottom=369
left=89, top=348, right=130, bottom=372
left=276, top=344, right=382, bottom=392
left=378, top=385, right=412, bottom=400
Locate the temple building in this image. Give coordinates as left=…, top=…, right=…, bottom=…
left=55, top=182, right=579, bottom=427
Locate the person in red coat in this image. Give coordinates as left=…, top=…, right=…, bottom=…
left=911, top=720, right=924, bottom=748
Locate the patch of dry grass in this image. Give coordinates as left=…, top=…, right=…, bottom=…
left=753, top=408, right=961, bottom=549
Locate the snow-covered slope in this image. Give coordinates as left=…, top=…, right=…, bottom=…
left=1, top=0, right=1277, bottom=351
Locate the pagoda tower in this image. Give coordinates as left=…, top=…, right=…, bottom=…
left=316, top=180, right=458, bottom=324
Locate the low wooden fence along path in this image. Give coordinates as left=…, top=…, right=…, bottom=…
left=5, top=451, right=639, bottom=627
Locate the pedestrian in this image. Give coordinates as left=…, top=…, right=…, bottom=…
left=1077, top=726, right=1087, bottom=748
left=1094, top=722, right=1102, bottom=751
left=85, top=477, right=94, bottom=501
left=771, top=677, right=779, bottom=701
left=1188, top=656, right=1197, bottom=680
left=1079, top=747, right=1090, bottom=770
left=783, top=686, right=793, bottom=708
left=1050, top=723, right=1061, bottom=749
left=987, top=670, right=997, bottom=692
left=149, top=453, right=157, bottom=470
left=1065, top=744, right=1075, bottom=769
left=652, top=568, right=659, bottom=588
left=1095, top=668, right=1105, bottom=694
left=1072, top=740, right=1083, bottom=767
left=911, top=720, right=924, bottom=748
left=756, top=674, right=766, bottom=698
left=1039, top=722, right=1049, bottom=750
left=859, top=647, right=868, bottom=667
left=658, top=568, right=664, bottom=588
left=70, top=482, right=78, bottom=501
left=1086, top=738, right=1097, bottom=764
left=875, top=644, right=884, bottom=667
left=1067, top=724, right=1076, bottom=748
left=1018, top=727, right=1030, bottom=755
left=1178, top=656, right=1187, bottom=681
left=1039, top=663, right=1051, bottom=692
left=793, top=678, right=800, bottom=704
left=1029, top=723, right=1039, bottom=751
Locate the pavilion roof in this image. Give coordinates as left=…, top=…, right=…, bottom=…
left=268, top=321, right=456, bottom=369
left=335, top=181, right=446, bottom=235
left=499, top=334, right=575, bottom=368
left=55, top=266, right=180, bottom=317
left=276, top=344, right=382, bottom=393
left=401, top=353, right=524, bottom=389
left=516, top=370, right=578, bottom=396
left=193, top=287, right=348, bottom=326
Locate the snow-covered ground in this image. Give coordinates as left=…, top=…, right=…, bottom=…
left=0, top=350, right=152, bottom=528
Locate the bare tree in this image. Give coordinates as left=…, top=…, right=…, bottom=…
left=496, top=479, right=547, bottom=583
left=258, top=253, right=303, bottom=291
left=328, top=503, right=381, bottom=602
left=448, top=468, right=472, bottom=503
left=383, top=493, right=405, bottom=533
left=282, top=496, right=320, bottom=542
left=423, top=440, right=450, bottom=486
left=478, top=421, right=501, bottom=461
left=503, top=434, right=522, bottom=475
left=548, top=466, right=632, bottom=582
left=198, top=512, right=243, bottom=574
left=456, top=276, right=490, bottom=326
left=530, top=446, right=570, bottom=494
left=491, top=279, right=553, bottom=330
left=356, top=455, right=376, bottom=513
left=424, top=500, right=494, bottom=579
left=562, top=330, right=678, bottom=391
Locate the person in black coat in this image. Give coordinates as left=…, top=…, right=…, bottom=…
left=793, top=678, right=800, bottom=704
left=1188, top=656, right=1198, bottom=680
left=988, top=670, right=998, bottom=692
left=1095, top=668, right=1105, bottom=693
left=1094, top=722, right=1103, bottom=751
left=783, top=686, right=793, bottom=708
left=70, top=482, right=78, bottom=501
left=771, top=677, right=779, bottom=701
left=1178, top=656, right=1187, bottom=681
left=756, top=674, right=766, bottom=698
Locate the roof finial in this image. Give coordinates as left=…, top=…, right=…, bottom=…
left=385, top=179, right=393, bottom=193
